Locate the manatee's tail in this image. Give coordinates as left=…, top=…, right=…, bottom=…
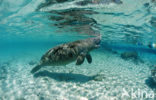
left=31, top=64, right=42, bottom=74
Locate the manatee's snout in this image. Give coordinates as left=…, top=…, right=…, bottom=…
left=93, top=35, right=101, bottom=45
left=92, top=35, right=101, bottom=48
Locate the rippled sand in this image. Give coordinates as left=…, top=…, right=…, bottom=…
left=0, top=49, right=153, bottom=100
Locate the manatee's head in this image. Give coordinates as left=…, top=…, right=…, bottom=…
left=90, top=35, right=102, bottom=49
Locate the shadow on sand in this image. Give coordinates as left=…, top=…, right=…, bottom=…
left=34, top=70, right=97, bottom=83
left=145, top=77, right=156, bottom=89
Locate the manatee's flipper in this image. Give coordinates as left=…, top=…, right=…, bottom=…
left=31, top=64, right=42, bottom=74
left=76, top=53, right=85, bottom=65
left=86, top=53, right=92, bottom=64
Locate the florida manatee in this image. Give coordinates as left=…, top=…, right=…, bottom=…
left=31, top=35, right=101, bottom=73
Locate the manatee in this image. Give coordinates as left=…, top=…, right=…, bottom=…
left=31, top=35, right=101, bottom=73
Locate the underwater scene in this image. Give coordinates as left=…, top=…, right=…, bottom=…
left=1, top=0, right=156, bottom=99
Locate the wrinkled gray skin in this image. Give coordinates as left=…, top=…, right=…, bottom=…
left=31, top=35, right=101, bottom=73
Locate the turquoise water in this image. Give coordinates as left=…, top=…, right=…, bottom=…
left=1, top=0, right=156, bottom=99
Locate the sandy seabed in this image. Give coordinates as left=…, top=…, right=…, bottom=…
left=0, top=49, right=155, bottom=100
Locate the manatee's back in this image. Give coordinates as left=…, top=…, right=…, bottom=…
left=31, top=43, right=80, bottom=73
left=46, top=44, right=78, bottom=62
